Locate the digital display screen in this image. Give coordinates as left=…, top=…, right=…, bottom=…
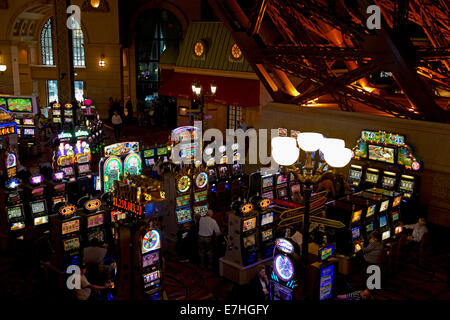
left=7, top=205, right=23, bottom=220
left=11, top=222, right=25, bottom=231
left=7, top=98, right=33, bottom=113
left=382, top=176, right=396, bottom=188
left=393, top=196, right=402, bottom=207
left=352, top=227, right=360, bottom=239
left=34, top=216, right=48, bottom=226
left=157, top=147, right=167, bottom=156
left=176, top=195, right=191, bottom=207
left=395, top=226, right=403, bottom=235
left=53, top=118, right=61, bottom=123
left=23, top=118, right=34, bottom=125
left=320, top=245, right=334, bottom=262
left=392, top=212, right=400, bottom=222
left=232, top=164, right=242, bottom=175
left=31, top=201, right=46, bottom=215
left=208, top=168, right=217, bottom=179
left=367, top=205, right=376, bottom=217
left=53, top=109, right=61, bottom=116
left=277, top=175, right=287, bottom=184
left=176, top=208, right=192, bottom=224
left=194, top=190, right=208, bottom=203
left=63, top=237, right=80, bottom=252
left=366, top=222, right=374, bottom=233
left=24, top=128, right=35, bottom=135
left=263, top=191, right=274, bottom=199
left=142, top=252, right=159, bottom=268
left=368, top=144, right=395, bottom=164
left=194, top=205, right=208, bottom=217
left=143, top=149, right=155, bottom=158
left=143, top=271, right=160, bottom=284
left=145, top=158, right=155, bottom=166
left=291, top=184, right=300, bottom=194
left=243, top=234, right=256, bottom=248
left=87, top=214, right=104, bottom=228
left=242, top=217, right=256, bottom=232
left=261, top=212, right=274, bottom=226
left=62, top=166, right=74, bottom=176
left=206, top=158, right=215, bottom=167
left=365, top=173, right=379, bottom=184
left=261, top=229, right=273, bottom=242
left=379, top=216, right=388, bottom=228
left=218, top=166, right=228, bottom=178
left=349, top=169, right=362, bottom=180
left=382, top=230, right=391, bottom=241
left=351, top=210, right=362, bottom=223
left=78, top=163, right=90, bottom=174
left=319, top=264, right=334, bottom=301
left=262, top=176, right=273, bottom=188
left=62, top=219, right=80, bottom=235
left=277, top=188, right=287, bottom=198
left=53, top=196, right=66, bottom=206
left=380, top=200, right=389, bottom=212
left=400, top=180, right=414, bottom=192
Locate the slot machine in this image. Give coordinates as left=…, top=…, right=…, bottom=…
left=74, top=137, right=92, bottom=195
left=156, top=146, right=169, bottom=163
left=380, top=171, right=398, bottom=190
left=24, top=175, right=49, bottom=231
left=224, top=201, right=258, bottom=266
left=192, top=171, right=209, bottom=218
left=397, top=174, right=417, bottom=200
left=100, top=156, right=123, bottom=193
left=47, top=171, right=68, bottom=212
left=338, top=195, right=378, bottom=242
left=348, top=164, right=364, bottom=191
left=2, top=178, right=26, bottom=239
left=230, top=163, right=244, bottom=183
left=22, top=117, right=36, bottom=146
left=363, top=168, right=380, bottom=188
left=51, top=102, right=62, bottom=125
left=326, top=200, right=364, bottom=256
left=80, top=199, right=108, bottom=245
left=142, top=148, right=156, bottom=169
left=261, top=174, right=275, bottom=200
left=123, top=152, right=143, bottom=177
left=396, top=174, right=420, bottom=224
left=270, top=238, right=297, bottom=300
left=216, top=155, right=230, bottom=186
left=174, top=173, right=193, bottom=258
left=275, top=173, right=289, bottom=200
left=139, top=228, right=162, bottom=299
left=54, top=141, right=76, bottom=183
left=255, top=197, right=275, bottom=259
left=205, top=158, right=218, bottom=192
left=64, top=103, right=74, bottom=125
left=355, top=191, right=390, bottom=235
left=307, top=244, right=337, bottom=300
left=49, top=204, right=81, bottom=269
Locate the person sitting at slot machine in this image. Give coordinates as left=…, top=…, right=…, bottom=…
left=316, top=173, right=336, bottom=199
left=403, top=218, right=428, bottom=244
left=336, top=288, right=371, bottom=301
left=72, top=264, right=112, bottom=301
left=248, top=266, right=270, bottom=301
left=151, top=158, right=164, bottom=180
left=82, top=238, right=115, bottom=282
left=360, top=231, right=383, bottom=265
left=198, top=209, right=221, bottom=270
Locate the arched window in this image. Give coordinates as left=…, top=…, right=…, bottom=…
left=40, top=17, right=85, bottom=67
left=41, top=18, right=54, bottom=65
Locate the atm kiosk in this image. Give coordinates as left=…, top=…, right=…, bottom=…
left=24, top=175, right=49, bottom=231
left=49, top=204, right=82, bottom=269
left=348, top=164, right=364, bottom=190
left=2, top=179, right=26, bottom=239
left=255, top=198, right=276, bottom=259
left=261, top=174, right=275, bottom=200
left=80, top=199, right=108, bottom=245
left=270, top=238, right=297, bottom=300
left=224, top=202, right=259, bottom=266
left=275, top=173, right=289, bottom=200
left=307, top=244, right=337, bottom=300
left=192, top=171, right=209, bottom=218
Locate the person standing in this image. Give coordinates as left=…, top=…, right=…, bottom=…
left=198, top=209, right=221, bottom=270
left=111, top=111, right=122, bottom=141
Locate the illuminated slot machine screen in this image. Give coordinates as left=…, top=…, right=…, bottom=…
left=17, top=128, right=22, bottom=135
left=62, top=166, right=75, bottom=177
left=291, top=184, right=300, bottom=194
left=206, top=158, right=215, bottom=167
left=263, top=191, right=274, bottom=200
left=277, top=188, right=287, bottom=198
left=366, top=222, right=374, bottom=233
left=262, top=176, right=273, bottom=189
left=393, top=195, right=402, bottom=207
left=87, top=213, right=104, bottom=228
left=349, top=169, right=362, bottom=181
left=380, top=200, right=389, bottom=212
left=218, top=166, right=228, bottom=178
left=24, top=128, right=35, bottom=136
left=31, top=201, right=46, bottom=216
left=366, top=205, right=376, bottom=218
left=261, top=212, right=274, bottom=226
left=142, top=251, right=159, bottom=268
left=232, top=164, right=242, bottom=175
left=243, top=234, right=256, bottom=248
left=368, top=144, right=395, bottom=164
left=53, top=196, right=66, bottom=206
left=63, top=237, right=80, bottom=252
left=319, top=245, right=335, bottom=262
left=88, top=230, right=105, bottom=243
left=145, top=158, right=155, bottom=166
left=23, top=118, right=34, bottom=126
left=351, top=210, right=362, bottom=224
left=64, top=117, right=73, bottom=123
left=272, top=282, right=293, bottom=301
left=382, top=176, right=396, bottom=188
left=61, top=219, right=80, bottom=235
left=7, top=205, right=23, bottom=221
left=78, top=163, right=90, bottom=174
left=382, top=230, right=391, bottom=241
left=277, top=174, right=288, bottom=185
left=53, top=109, right=61, bottom=116
left=351, top=226, right=361, bottom=240
left=399, top=179, right=414, bottom=193
left=176, top=208, right=192, bottom=224
left=194, top=190, right=208, bottom=203
left=365, top=172, right=379, bottom=184
left=392, top=211, right=400, bottom=223
left=194, top=205, right=209, bottom=217
left=157, top=147, right=168, bottom=156
left=34, top=216, right=49, bottom=226
left=261, top=229, right=273, bottom=242
left=242, top=217, right=256, bottom=232
left=111, top=210, right=126, bottom=222
left=143, top=149, right=155, bottom=158
left=7, top=98, right=33, bottom=113
left=379, top=215, right=388, bottom=228
left=10, top=222, right=25, bottom=231
left=208, top=168, right=217, bottom=180
left=143, top=271, right=160, bottom=289
left=14, top=119, right=21, bottom=125
left=176, top=195, right=191, bottom=207
left=53, top=118, right=62, bottom=123
left=395, top=225, right=403, bottom=235
left=319, top=264, right=334, bottom=300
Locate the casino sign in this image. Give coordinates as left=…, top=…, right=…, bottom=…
left=0, top=122, right=17, bottom=136
left=111, top=196, right=144, bottom=216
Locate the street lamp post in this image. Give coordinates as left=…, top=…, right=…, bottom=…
left=271, top=133, right=352, bottom=297
left=192, top=81, right=217, bottom=129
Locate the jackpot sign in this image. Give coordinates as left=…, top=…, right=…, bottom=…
left=111, top=196, right=143, bottom=216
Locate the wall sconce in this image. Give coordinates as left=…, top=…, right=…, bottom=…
left=90, top=0, right=101, bottom=8
left=0, top=51, right=7, bottom=73
left=99, top=54, right=106, bottom=67
left=210, top=81, right=217, bottom=96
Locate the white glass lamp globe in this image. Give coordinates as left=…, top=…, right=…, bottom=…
left=320, top=138, right=345, bottom=155
left=297, top=132, right=323, bottom=152
left=324, top=147, right=352, bottom=168
left=271, top=137, right=299, bottom=166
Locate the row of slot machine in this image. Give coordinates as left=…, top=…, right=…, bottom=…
left=260, top=171, right=300, bottom=201
left=140, top=145, right=170, bottom=169
left=13, top=116, right=37, bottom=146
left=51, top=103, right=75, bottom=126
left=204, top=155, right=244, bottom=191
left=224, top=196, right=277, bottom=266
